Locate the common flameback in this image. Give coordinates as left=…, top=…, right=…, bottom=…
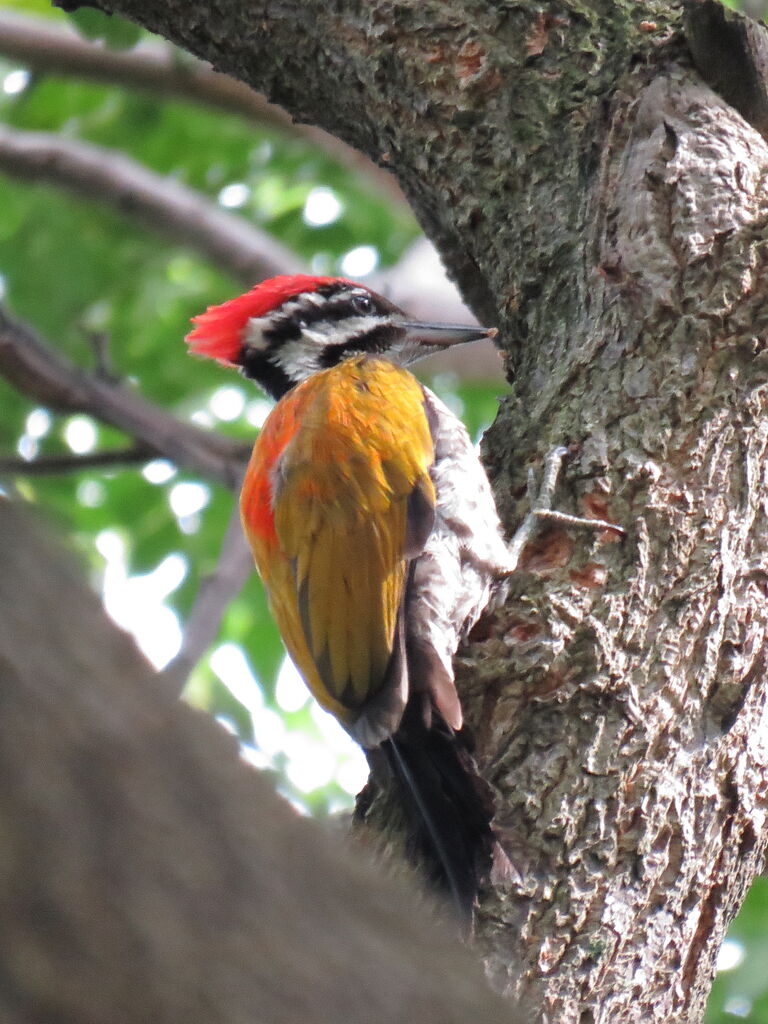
left=186, top=274, right=513, bottom=927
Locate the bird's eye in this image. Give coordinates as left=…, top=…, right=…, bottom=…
left=351, top=294, right=373, bottom=314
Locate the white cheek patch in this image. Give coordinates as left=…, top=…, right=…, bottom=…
left=249, top=303, right=396, bottom=385
left=243, top=317, right=271, bottom=351
left=303, top=315, right=390, bottom=347
left=274, top=315, right=394, bottom=380
left=273, top=338, right=325, bottom=379
left=301, top=326, right=328, bottom=346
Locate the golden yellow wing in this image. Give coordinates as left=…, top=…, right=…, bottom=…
left=241, top=356, right=435, bottom=737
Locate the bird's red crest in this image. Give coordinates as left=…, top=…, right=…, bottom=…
left=185, top=274, right=348, bottom=365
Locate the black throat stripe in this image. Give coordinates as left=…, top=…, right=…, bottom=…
left=319, top=323, right=402, bottom=368
left=240, top=348, right=294, bottom=400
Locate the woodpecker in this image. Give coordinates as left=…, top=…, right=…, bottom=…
left=186, top=274, right=513, bottom=926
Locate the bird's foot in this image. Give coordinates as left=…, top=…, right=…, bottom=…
left=506, top=445, right=625, bottom=572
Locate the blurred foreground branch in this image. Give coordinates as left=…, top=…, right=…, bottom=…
left=0, top=499, right=517, bottom=1024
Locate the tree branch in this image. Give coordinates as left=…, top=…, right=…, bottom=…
left=159, top=502, right=252, bottom=697
left=0, top=443, right=154, bottom=475
left=0, top=307, right=248, bottom=489
left=0, top=123, right=306, bottom=284
left=0, top=125, right=499, bottom=372
left=0, top=10, right=407, bottom=208
left=683, top=0, right=768, bottom=140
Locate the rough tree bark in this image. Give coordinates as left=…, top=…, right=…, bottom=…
left=23, top=0, right=768, bottom=1020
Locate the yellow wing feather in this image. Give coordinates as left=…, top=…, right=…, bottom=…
left=241, top=356, right=435, bottom=729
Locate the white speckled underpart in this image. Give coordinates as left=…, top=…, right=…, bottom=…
left=347, top=384, right=510, bottom=748
left=410, top=387, right=512, bottom=687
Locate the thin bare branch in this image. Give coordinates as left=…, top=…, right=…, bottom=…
left=0, top=307, right=248, bottom=489
left=0, top=10, right=407, bottom=208
left=159, top=502, right=253, bottom=697
left=0, top=123, right=305, bottom=284
left=86, top=329, right=121, bottom=384
left=0, top=444, right=154, bottom=476
left=0, top=126, right=498, bottom=369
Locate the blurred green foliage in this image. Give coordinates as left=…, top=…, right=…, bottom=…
left=708, top=879, right=768, bottom=1024
left=0, top=2, right=418, bottom=815
left=0, top=2, right=765, bottom=1016
left=724, top=0, right=768, bottom=17
left=0, top=2, right=509, bottom=821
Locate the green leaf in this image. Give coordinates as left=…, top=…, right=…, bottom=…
left=66, top=9, right=143, bottom=49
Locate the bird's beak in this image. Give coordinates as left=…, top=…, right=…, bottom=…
left=397, top=321, right=498, bottom=348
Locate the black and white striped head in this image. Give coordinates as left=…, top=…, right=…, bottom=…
left=186, top=274, right=496, bottom=400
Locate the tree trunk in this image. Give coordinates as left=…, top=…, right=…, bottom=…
left=42, top=0, right=768, bottom=1020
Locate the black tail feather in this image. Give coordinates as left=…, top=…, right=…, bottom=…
left=379, top=709, right=495, bottom=932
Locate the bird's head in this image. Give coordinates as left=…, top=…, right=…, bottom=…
left=185, top=274, right=497, bottom=400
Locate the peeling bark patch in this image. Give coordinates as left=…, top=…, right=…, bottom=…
left=520, top=528, right=575, bottom=572
left=525, top=12, right=568, bottom=58
left=570, top=562, right=608, bottom=589
left=580, top=492, right=623, bottom=538
left=504, top=616, right=546, bottom=645
left=598, top=258, right=624, bottom=283
left=456, top=40, right=486, bottom=80
left=529, top=668, right=569, bottom=698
